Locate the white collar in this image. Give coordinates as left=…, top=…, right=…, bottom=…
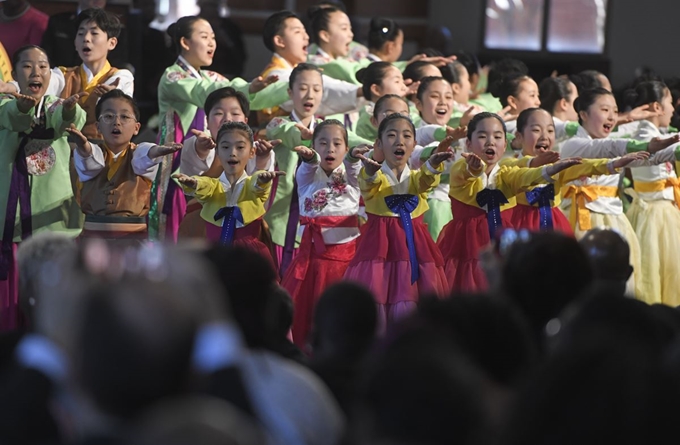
left=316, top=47, right=332, bottom=60
left=576, top=125, right=593, bottom=139
left=219, top=170, right=248, bottom=190
left=381, top=162, right=411, bottom=187
left=367, top=53, right=382, bottom=62
left=178, top=55, right=202, bottom=79
left=291, top=110, right=316, bottom=130
left=273, top=53, right=294, bottom=70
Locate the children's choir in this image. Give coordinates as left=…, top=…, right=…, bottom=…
left=2, top=6, right=680, bottom=341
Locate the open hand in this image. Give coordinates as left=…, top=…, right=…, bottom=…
left=294, top=123, right=314, bottom=140
left=619, top=104, right=660, bottom=125
left=445, top=126, right=467, bottom=141
left=172, top=173, right=198, bottom=189
left=498, top=105, right=518, bottom=123
left=149, top=143, right=183, bottom=159
left=405, top=78, right=420, bottom=97
left=351, top=144, right=372, bottom=159
left=249, top=74, right=279, bottom=93
left=613, top=151, right=650, bottom=168
left=92, top=78, right=120, bottom=97
left=459, top=106, right=478, bottom=128
left=63, top=92, right=88, bottom=110
left=190, top=129, right=216, bottom=154
left=546, top=157, right=582, bottom=176
left=65, top=124, right=91, bottom=154
left=12, top=92, right=38, bottom=113
left=461, top=152, right=483, bottom=171
left=648, top=135, right=680, bottom=154
left=255, top=138, right=281, bottom=157
left=530, top=150, right=560, bottom=167
left=357, top=153, right=382, bottom=176
left=293, top=145, right=315, bottom=161
left=435, top=135, right=457, bottom=154
left=429, top=150, right=454, bottom=167
left=257, top=170, right=286, bottom=183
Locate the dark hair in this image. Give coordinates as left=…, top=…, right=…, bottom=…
left=204, top=87, right=250, bottom=117
left=311, top=0, right=347, bottom=13
left=263, top=10, right=300, bottom=53
left=501, top=232, right=593, bottom=342
left=311, top=282, right=377, bottom=359
left=313, top=118, right=348, bottom=146
left=309, top=6, right=344, bottom=45
left=167, top=16, right=202, bottom=55
left=441, top=61, right=466, bottom=85
left=11, top=44, right=50, bottom=69
left=415, top=76, right=450, bottom=103
left=573, top=87, right=613, bottom=123
left=418, top=294, right=538, bottom=387
left=570, top=69, right=606, bottom=94
left=202, top=246, right=278, bottom=349
left=373, top=94, right=409, bottom=119
left=356, top=61, right=393, bottom=100
left=216, top=121, right=254, bottom=145
left=623, top=80, right=668, bottom=110
left=487, top=58, right=528, bottom=104
left=452, top=51, right=480, bottom=77
left=377, top=113, right=415, bottom=138
left=402, top=61, right=438, bottom=84
left=289, top=62, right=323, bottom=90
left=488, top=72, right=532, bottom=107
left=95, top=89, right=141, bottom=121
left=368, top=17, right=402, bottom=52
left=76, top=8, right=122, bottom=39
left=78, top=278, right=196, bottom=419
left=466, top=112, right=507, bottom=139
left=516, top=107, right=552, bottom=133
left=539, top=77, right=574, bottom=115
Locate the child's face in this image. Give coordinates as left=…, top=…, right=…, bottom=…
left=13, top=48, right=51, bottom=101
left=321, top=11, right=353, bottom=58
left=96, top=98, right=141, bottom=148
left=452, top=67, right=472, bottom=104
left=181, top=19, right=216, bottom=68
left=371, top=97, right=410, bottom=128
left=510, top=78, right=541, bottom=113
left=417, top=79, right=454, bottom=126
left=659, top=88, right=674, bottom=128
left=289, top=69, right=323, bottom=121
left=466, top=117, right=506, bottom=166
left=313, top=125, right=348, bottom=173
left=217, top=130, right=256, bottom=177
left=517, top=110, right=555, bottom=156
left=75, top=20, right=117, bottom=66
left=373, top=66, right=407, bottom=100
left=207, top=97, right=247, bottom=137
left=277, top=17, right=309, bottom=65
left=581, top=94, right=617, bottom=139
left=378, top=118, right=416, bottom=169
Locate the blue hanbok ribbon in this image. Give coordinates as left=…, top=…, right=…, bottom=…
left=385, top=194, right=420, bottom=284
left=476, top=189, right=509, bottom=239
left=525, top=184, right=555, bottom=230
left=214, top=206, right=244, bottom=246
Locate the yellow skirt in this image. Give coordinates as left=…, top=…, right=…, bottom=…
left=626, top=198, right=680, bottom=305
left=572, top=211, right=644, bottom=301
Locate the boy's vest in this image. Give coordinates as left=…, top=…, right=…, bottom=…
left=79, top=144, right=152, bottom=218
left=60, top=65, right=119, bottom=140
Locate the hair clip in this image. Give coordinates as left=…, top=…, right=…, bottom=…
left=382, top=27, right=389, bottom=33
